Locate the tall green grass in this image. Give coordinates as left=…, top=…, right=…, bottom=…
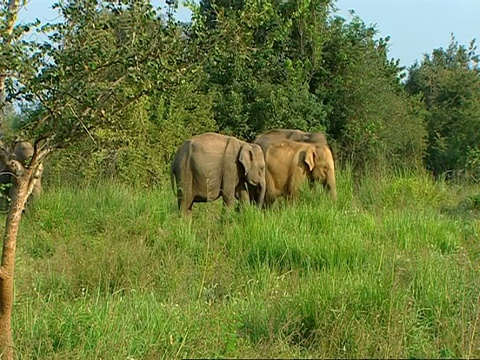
left=4, top=168, right=480, bottom=358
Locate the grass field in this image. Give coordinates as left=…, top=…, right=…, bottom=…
left=4, top=167, right=480, bottom=358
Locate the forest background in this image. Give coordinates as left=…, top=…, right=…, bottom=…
left=1, top=0, right=480, bottom=358
left=2, top=0, right=479, bottom=184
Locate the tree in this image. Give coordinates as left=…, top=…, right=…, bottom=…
left=190, top=0, right=426, bottom=169
left=406, top=36, right=480, bottom=178
left=0, top=0, right=24, bottom=126
left=191, top=0, right=332, bottom=140
left=0, top=1, right=197, bottom=356
left=316, top=13, right=426, bottom=168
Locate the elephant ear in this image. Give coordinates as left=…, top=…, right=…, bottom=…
left=304, top=147, right=316, bottom=172
left=239, top=145, right=253, bottom=176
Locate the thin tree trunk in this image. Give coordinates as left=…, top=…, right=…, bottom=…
left=0, top=169, right=30, bottom=360
left=0, top=0, right=22, bottom=122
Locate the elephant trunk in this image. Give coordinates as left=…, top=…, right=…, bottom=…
left=255, top=181, right=266, bottom=208
left=327, top=170, right=337, bottom=201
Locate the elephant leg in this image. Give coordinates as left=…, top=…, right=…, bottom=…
left=0, top=176, right=11, bottom=211
left=179, top=198, right=193, bottom=216
left=286, top=180, right=300, bottom=202
left=222, top=183, right=236, bottom=207
left=238, top=190, right=250, bottom=204
left=235, top=183, right=250, bottom=205
left=263, top=176, right=277, bottom=208
left=182, top=194, right=194, bottom=215
left=326, top=173, right=337, bottom=201
left=222, top=192, right=236, bottom=207
left=31, top=183, right=42, bottom=200
left=177, top=185, right=194, bottom=215
left=221, top=174, right=237, bottom=207
left=22, top=185, right=40, bottom=212
left=263, top=192, right=275, bottom=208
left=0, top=195, right=8, bottom=211
left=0, top=187, right=9, bottom=211
left=286, top=192, right=298, bottom=202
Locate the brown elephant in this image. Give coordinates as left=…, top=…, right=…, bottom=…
left=171, top=132, right=266, bottom=214
left=254, top=129, right=327, bottom=150
left=0, top=141, right=44, bottom=210
left=258, top=139, right=336, bottom=206
left=254, top=129, right=336, bottom=202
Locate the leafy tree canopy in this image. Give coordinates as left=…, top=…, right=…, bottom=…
left=406, top=36, right=480, bottom=178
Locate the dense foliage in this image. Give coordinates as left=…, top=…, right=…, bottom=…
left=406, top=38, right=480, bottom=180
left=1, top=0, right=479, bottom=183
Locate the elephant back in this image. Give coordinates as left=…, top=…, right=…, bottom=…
left=254, top=129, right=328, bottom=153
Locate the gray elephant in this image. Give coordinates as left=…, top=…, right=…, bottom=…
left=253, top=129, right=336, bottom=201
left=0, top=141, right=44, bottom=210
left=171, top=132, right=266, bottom=214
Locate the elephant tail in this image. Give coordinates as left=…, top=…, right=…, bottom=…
left=171, top=140, right=193, bottom=197
left=170, top=161, right=176, bottom=194
left=170, top=146, right=182, bottom=195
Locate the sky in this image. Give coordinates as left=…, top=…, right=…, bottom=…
left=16, top=0, right=480, bottom=68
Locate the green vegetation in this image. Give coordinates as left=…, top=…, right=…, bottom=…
left=2, top=0, right=478, bottom=183
left=1, top=0, right=480, bottom=358
left=406, top=37, right=480, bottom=179
left=8, top=169, right=480, bottom=359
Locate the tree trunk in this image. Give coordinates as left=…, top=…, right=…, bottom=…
left=0, top=169, right=30, bottom=359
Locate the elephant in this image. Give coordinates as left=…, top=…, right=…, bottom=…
left=0, top=141, right=44, bottom=210
left=254, top=129, right=328, bottom=150
left=257, top=139, right=337, bottom=206
left=171, top=132, right=266, bottom=214
left=254, top=129, right=336, bottom=201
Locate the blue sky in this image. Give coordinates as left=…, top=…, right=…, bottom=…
left=17, top=0, right=480, bottom=68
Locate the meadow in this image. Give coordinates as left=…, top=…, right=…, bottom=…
left=4, top=166, right=480, bottom=359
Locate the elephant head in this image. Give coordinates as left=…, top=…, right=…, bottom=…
left=303, top=145, right=337, bottom=201
left=239, top=143, right=266, bottom=208
left=0, top=140, right=44, bottom=211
